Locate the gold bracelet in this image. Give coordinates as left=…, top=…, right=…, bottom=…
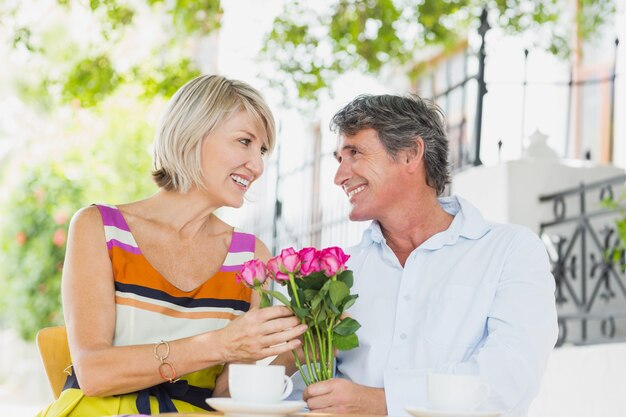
left=154, top=340, right=178, bottom=383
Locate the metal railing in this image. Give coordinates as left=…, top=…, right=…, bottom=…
left=539, top=175, right=626, bottom=345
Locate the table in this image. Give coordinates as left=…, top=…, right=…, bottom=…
left=154, top=413, right=366, bottom=417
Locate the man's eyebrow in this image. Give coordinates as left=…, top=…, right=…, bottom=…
left=333, top=144, right=358, bottom=160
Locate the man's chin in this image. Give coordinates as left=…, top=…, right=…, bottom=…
left=348, top=210, right=372, bottom=222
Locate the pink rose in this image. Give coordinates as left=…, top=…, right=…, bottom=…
left=236, top=259, right=268, bottom=287
left=319, top=246, right=350, bottom=276
left=279, top=247, right=301, bottom=274
left=53, top=229, right=66, bottom=247
left=267, top=256, right=290, bottom=282
left=299, top=247, right=321, bottom=276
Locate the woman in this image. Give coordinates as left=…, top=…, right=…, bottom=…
left=37, top=74, right=306, bottom=416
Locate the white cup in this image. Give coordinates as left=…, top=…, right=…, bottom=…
left=427, top=373, right=490, bottom=411
left=229, top=364, right=293, bottom=403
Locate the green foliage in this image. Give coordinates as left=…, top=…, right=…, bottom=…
left=0, top=162, right=85, bottom=340
left=264, top=0, right=616, bottom=104
left=148, top=0, right=222, bottom=35
left=0, top=88, right=158, bottom=339
left=602, top=195, right=626, bottom=271
left=6, top=0, right=217, bottom=109
left=136, top=58, right=202, bottom=99
left=63, top=55, right=122, bottom=107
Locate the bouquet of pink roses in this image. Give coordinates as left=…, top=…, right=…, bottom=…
left=236, top=246, right=360, bottom=385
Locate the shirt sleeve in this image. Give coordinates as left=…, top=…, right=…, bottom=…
left=461, top=229, right=558, bottom=411
left=383, top=228, right=558, bottom=416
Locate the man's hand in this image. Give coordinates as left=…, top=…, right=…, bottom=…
left=303, top=378, right=387, bottom=415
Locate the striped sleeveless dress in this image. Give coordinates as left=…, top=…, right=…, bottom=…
left=36, top=204, right=255, bottom=417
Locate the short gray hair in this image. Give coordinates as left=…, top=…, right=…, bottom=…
left=152, top=74, right=276, bottom=192
left=330, top=94, right=450, bottom=195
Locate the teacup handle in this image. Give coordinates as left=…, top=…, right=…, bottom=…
left=280, top=375, right=294, bottom=400
left=475, top=381, right=491, bottom=408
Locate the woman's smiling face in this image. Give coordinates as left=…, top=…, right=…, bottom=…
left=200, top=109, right=268, bottom=208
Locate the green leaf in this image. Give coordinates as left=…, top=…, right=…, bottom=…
left=292, top=305, right=310, bottom=319
left=334, top=317, right=361, bottom=336
left=333, top=333, right=359, bottom=351
left=266, top=290, right=291, bottom=307
left=329, top=280, right=349, bottom=306
left=314, top=308, right=327, bottom=325
left=325, top=295, right=341, bottom=315
left=299, top=272, right=329, bottom=290
left=310, top=292, right=324, bottom=310
left=337, top=270, right=353, bottom=288
left=341, top=294, right=358, bottom=311
left=320, top=279, right=332, bottom=295
left=303, top=289, right=318, bottom=302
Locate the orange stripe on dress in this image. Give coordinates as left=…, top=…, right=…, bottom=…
left=115, top=295, right=240, bottom=320
left=109, top=246, right=252, bottom=301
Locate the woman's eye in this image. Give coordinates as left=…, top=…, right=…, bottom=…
left=260, top=146, right=268, bottom=156
left=239, top=138, right=252, bottom=146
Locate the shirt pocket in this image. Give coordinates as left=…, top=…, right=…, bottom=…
left=424, top=284, right=487, bottom=348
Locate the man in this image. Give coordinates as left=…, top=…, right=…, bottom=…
left=302, top=94, right=558, bottom=416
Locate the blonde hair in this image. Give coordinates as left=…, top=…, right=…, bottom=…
left=152, top=74, right=276, bottom=192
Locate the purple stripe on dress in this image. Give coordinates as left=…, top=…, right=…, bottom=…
left=107, top=239, right=142, bottom=255
left=221, top=264, right=243, bottom=272
left=95, top=205, right=131, bottom=231
left=229, top=231, right=255, bottom=253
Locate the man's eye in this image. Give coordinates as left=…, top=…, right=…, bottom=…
left=350, top=149, right=358, bottom=156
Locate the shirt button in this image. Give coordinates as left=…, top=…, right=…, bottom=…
left=404, top=294, right=411, bottom=301
left=400, top=333, right=407, bottom=340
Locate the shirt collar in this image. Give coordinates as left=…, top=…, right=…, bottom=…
left=357, top=195, right=491, bottom=249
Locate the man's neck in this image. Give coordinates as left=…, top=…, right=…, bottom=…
left=379, top=196, right=454, bottom=267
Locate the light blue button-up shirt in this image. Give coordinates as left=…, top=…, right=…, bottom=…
left=335, top=196, right=558, bottom=417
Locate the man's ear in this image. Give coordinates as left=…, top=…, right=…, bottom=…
left=405, top=138, right=424, bottom=173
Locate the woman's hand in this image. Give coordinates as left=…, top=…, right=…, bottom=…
left=218, top=306, right=307, bottom=363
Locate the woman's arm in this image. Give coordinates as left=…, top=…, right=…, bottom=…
left=64, top=208, right=304, bottom=397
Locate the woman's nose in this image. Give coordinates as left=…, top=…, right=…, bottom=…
left=246, top=153, right=264, bottom=177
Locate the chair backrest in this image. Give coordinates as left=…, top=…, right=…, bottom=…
left=36, top=325, right=72, bottom=399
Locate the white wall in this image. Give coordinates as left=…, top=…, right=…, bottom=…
left=529, top=343, right=626, bottom=417
left=452, top=158, right=625, bottom=233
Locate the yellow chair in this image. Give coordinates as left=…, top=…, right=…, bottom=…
left=36, top=325, right=72, bottom=399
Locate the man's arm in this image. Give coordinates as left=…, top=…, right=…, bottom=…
left=456, top=230, right=558, bottom=410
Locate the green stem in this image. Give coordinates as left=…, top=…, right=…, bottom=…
left=288, top=273, right=302, bottom=309
left=288, top=273, right=316, bottom=383
left=326, top=274, right=338, bottom=377
left=292, top=350, right=311, bottom=386
left=304, top=331, right=319, bottom=381
left=327, top=317, right=335, bottom=378
left=299, top=335, right=316, bottom=384
left=314, top=323, right=328, bottom=380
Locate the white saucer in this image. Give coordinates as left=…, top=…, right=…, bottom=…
left=405, top=406, right=502, bottom=417
left=206, top=397, right=307, bottom=417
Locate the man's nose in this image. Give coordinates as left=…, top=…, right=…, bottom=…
left=334, top=160, right=350, bottom=187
